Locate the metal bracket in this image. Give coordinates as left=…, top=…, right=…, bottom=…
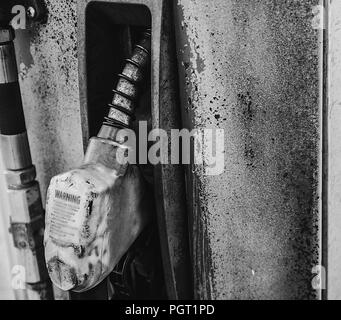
left=8, top=216, right=44, bottom=251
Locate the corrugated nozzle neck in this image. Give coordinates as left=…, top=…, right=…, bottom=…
left=99, top=29, right=151, bottom=139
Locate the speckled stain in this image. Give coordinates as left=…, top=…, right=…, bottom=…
left=14, top=0, right=84, bottom=206
left=175, top=0, right=321, bottom=299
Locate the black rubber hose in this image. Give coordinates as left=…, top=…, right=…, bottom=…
left=0, top=82, right=26, bottom=135
left=0, top=4, right=13, bottom=28
left=0, top=29, right=27, bottom=135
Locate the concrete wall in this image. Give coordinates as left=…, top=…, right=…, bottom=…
left=174, top=0, right=322, bottom=299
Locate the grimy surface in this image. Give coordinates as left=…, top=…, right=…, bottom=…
left=13, top=0, right=83, bottom=299
left=15, top=0, right=84, bottom=205
left=0, top=0, right=325, bottom=299
left=174, top=0, right=322, bottom=299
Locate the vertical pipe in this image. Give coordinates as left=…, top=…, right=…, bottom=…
left=327, top=0, right=341, bottom=300
left=0, top=26, right=52, bottom=300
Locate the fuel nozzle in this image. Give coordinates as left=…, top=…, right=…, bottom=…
left=44, top=30, right=152, bottom=292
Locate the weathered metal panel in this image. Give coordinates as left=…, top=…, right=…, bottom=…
left=328, top=0, right=341, bottom=300
left=13, top=0, right=83, bottom=299
left=0, top=0, right=326, bottom=300
left=15, top=0, right=85, bottom=205
left=174, top=0, right=322, bottom=299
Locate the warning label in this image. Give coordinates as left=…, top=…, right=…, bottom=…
left=49, top=190, right=81, bottom=244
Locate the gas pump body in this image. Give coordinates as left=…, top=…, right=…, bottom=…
left=0, top=0, right=325, bottom=300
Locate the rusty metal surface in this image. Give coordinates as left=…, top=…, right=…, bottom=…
left=174, top=0, right=322, bottom=299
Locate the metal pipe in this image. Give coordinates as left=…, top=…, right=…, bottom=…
left=0, top=25, right=52, bottom=300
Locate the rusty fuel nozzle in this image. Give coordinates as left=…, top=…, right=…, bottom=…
left=44, top=30, right=152, bottom=292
